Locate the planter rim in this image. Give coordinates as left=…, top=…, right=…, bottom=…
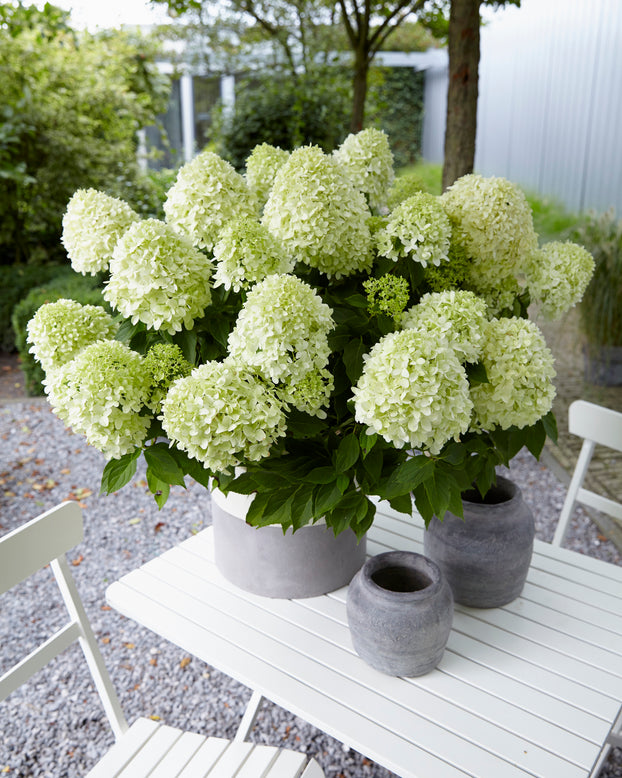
left=459, top=475, right=521, bottom=514
left=359, top=551, right=443, bottom=603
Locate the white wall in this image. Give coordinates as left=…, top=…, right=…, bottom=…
left=422, top=0, right=622, bottom=214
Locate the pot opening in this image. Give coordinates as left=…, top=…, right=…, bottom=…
left=372, top=565, right=432, bottom=593
left=462, top=480, right=514, bottom=505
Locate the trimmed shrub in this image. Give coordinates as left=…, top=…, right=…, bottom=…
left=11, top=272, right=107, bottom=396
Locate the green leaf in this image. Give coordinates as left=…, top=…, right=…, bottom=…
left=144, top=444, right=186, bottom=488
left=146, top=469, right=171, bottom=510
left=542, top=410, right=558, bottom=444
left=524, top=420, right=547, bottom=460
left=361, top=446, right=383, bottom=483
left=334, top=434, right=360, bottom=473
left=286, top=410, right=330, bottom=439
left=336, top=473, right=350, bottom=493
left=313, top=482, right=343, bottom=517
left=173, top=328, right=198, bottom=364
left=465, top=361, right=489, bottom=385
left=291, top=484, right=315, bottom=531
left=305, top=466, right=336, bottom=484
left=412, top=483, right=434, bottom=526
left=343, top=337, right=367, bottom=383
left=381, top=456, right=434, bottom=499
left=388, top=493, right=413, bottom=515
left=100, top=448, right=141, bottom=495
left=344, top=293, right=369, bottom=308
left=359, top=429, right=377, bottom=458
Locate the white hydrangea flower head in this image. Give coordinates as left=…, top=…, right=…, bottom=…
left=441, top=174, right=538, bottom=282
left=44, top=340, right=151, bottom=460
left=277, top=367, right=334, bottom=419
left=352, top=329, right=473, bottom=455
left=228, top=274, right=334, bottom=384
left=262, top=145, right=373, bottom=279
left=376, top=192, right=452, bottom=267
left=213, top=217, right=294, bottom=292
left=27, top=298, right=117, bottom=373
left=161, top=360, right=287, bottom=473
left=333, top=128, right=395, bottom=210
left=470, top=317, right=556, bottom=430
left=62, top=189, right=139, bottom=275
left=402, top=290, right=488, bottom=363
left=104, top=218, right=213, bottom=334
left=525, top=241, right=595, bottom=320
left=245, top=143, right=290, bottom=210
left=163, top=150, right=256, bottom=250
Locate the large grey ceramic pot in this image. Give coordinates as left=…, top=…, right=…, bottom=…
left=346, top=551, right=453, bottom=677
left=211, top=487, right=367, bottom=599
left=423, top=476, right=535, bottom=608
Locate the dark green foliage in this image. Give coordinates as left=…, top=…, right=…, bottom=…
left=369, top=67, right=425, bottom=169
left=215, top=72, right=351, bottom=170
left=574, top=210, right=622, bottom=347
left=0, top=264, right=68, bottom=351
left=11, top=272, right=107, bottom=395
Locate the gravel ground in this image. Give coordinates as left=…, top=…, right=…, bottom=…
left=0, top=400, right=620, bottom=777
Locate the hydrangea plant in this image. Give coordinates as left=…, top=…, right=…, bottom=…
left=28, top=129, right=595, bottom=536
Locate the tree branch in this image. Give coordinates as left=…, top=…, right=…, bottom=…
left=368, top=0, right=425, bottom=51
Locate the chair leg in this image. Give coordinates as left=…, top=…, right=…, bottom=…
left=234, top=689, right=265, bottom=742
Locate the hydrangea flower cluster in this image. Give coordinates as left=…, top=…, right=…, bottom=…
left=333, top=128, right=394, bottom=210
left=227, top=274, right=334, bottom=384
left=105, top=219, right=213, bottom=333
left=27, top=299, right=117, bottom=373
left=471, top=318, right=557, bottom=430
left=245, top=143, right=290, bottom=210
left=442, top=174, right=538, bottom=283
left=262, top=146, right=373, bottom=278
left=526, top=241, right=595, bottom=320
left=62, top=189, right=139, bottom=275
left=143, top=343, right=192, bottom=412
left=402, top=290, right=488, bottom=364
left=353, top=329, right=473, bottom=454
left=363, top=276, right=410, bottom=323
left=161, top=361, right=287, bottom=473
left=277, top=367, right=334, bottom=418
left=213, top=218, right=294, bottom=291
left=45, top=340, right=152, bottom=459
left=375, top=192, right=451, bottom=267
left=164, top=150, right=256, bottom=250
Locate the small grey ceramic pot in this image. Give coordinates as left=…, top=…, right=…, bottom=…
left=346, top=551, right=454, bottom=677
left=211, top=487, right=366, bottom=599
left=423, top=476, right=535, bottom=608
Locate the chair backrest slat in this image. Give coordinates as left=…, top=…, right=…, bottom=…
left=568, top=400, right=622, bottom=453
left=0, top=501, right=83, bottom=594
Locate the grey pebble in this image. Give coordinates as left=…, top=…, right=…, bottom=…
left=0, top=401, right=619, bottom=777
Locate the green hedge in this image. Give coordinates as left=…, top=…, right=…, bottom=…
left=11, top=272, right=107, bottom=396
left=0, top=264, right=72, bottom=351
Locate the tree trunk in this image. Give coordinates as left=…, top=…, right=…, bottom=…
left=442, top=0, right=481, bottom=191
left=350, top=52, right=368, bottom=133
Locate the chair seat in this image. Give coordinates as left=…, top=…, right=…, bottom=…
left=86, top=717, right=324, bottom=777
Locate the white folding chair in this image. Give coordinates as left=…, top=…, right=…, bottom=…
left=0, top=502, right=324, bottom=777
left=552, top=399, right=622, bottom=547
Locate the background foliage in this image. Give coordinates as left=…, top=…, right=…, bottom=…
left=0, top=2, right=171, bottom=267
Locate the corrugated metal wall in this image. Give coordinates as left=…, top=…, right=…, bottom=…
left=422, top=0, right=622, bottom=214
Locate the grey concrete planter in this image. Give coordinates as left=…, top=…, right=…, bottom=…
left=211, top=487, right=367, bottom=599
left=346, top=551, right=453, bottom=677
left=423, top=476, right=535, bottom=608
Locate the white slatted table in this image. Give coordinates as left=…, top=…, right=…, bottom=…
left=106, top=504, right=622, bottom=778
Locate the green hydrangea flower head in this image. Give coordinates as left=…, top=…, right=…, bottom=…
left=144, top=343, right=193, bottom=412
left=262, top=145, right=373, bottom=279
left=245, top=143, right=290, bottom=210
left=27, top=298, right=117, bottom=374
left=525, top=241, right=595, bottom=320
left=402, top=290, right=488, bottom=363
left=423, top=238, right=472, bottom=293
left=441, top=174, right=538, bottom=282
left=62, top=189, right=139, bottom=275
left=104, top=218, right=213, bottom=334
left=333, top=128, right=394, bottom=210
left=213, top=217, right=294, bottom=292
left=164, top=150, right=256, bottom=250
left=363, top=275, right=410, bottom=324
left=161, top=360, right=287, bottom=473
left=376, top=192, right=452, bottom=267
left=276, top=367, right=334, bottom=419
left=470, top=317, right=556, bottom=430
left=44, top=340, right=152, bottom=460
left=353, top=328, right=473, bottom=455
left=228, top=274, right=334, bottom=384
left=387, top=172, right=426, bottom=209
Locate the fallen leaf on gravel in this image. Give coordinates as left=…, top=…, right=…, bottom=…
left=149, top=715, right=161, bottom=721
left=60, top=468, right=70, bottom=475
left=101, top=605, right=111, bottom=611
left=129, top=517, right=142, bottom=525
left=123, top=642, right=135, bottom=649
left=3, top=490, right=15, bottom=497
left=102, top=637, right=111, bottom=644
left=71, top=555, right=84, bottom=567
left=154, top=522, right=165, bottom=533
left=149, top=658, right=158, bottom=666
left=180, top=656, right=191, bottom=669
